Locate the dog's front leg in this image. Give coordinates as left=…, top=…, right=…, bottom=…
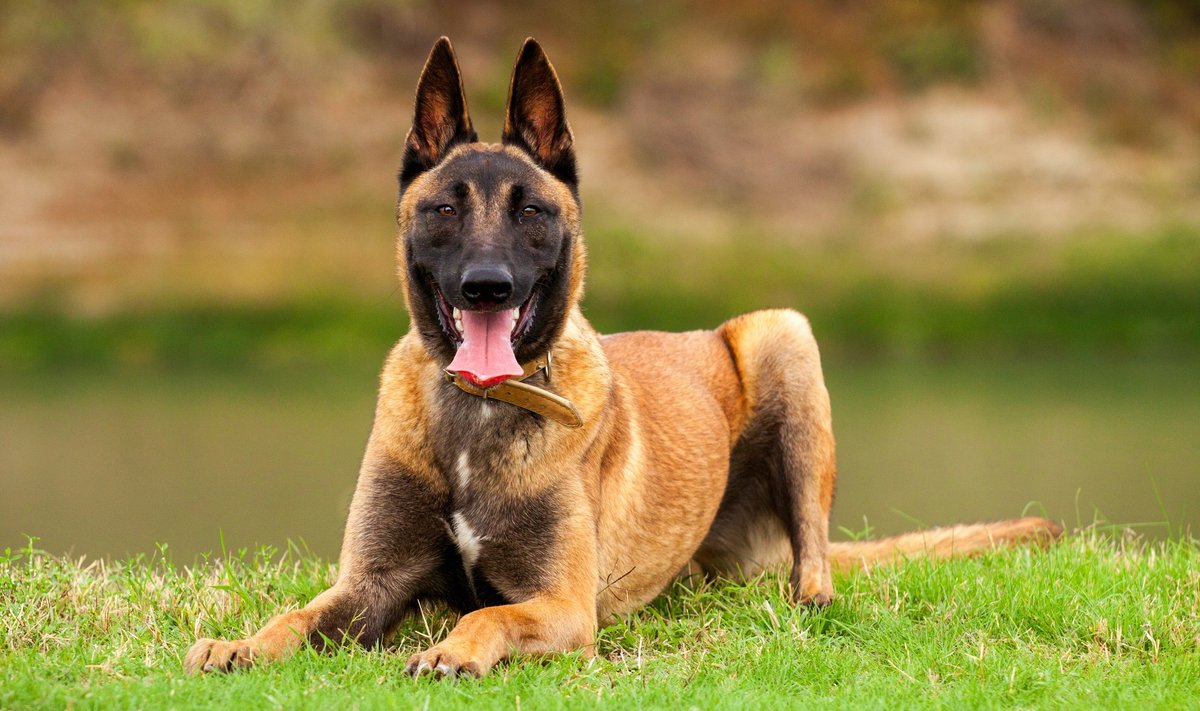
left=184, top=573, right=419, bottom=674
left=405, top=512, right=598, bottom=677
left=404, top=595, right=596, bottom=678
left=185, top=466, right=448, bottom=673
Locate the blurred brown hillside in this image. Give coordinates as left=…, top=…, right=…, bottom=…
left=2, top=0, right=1199, bottom=310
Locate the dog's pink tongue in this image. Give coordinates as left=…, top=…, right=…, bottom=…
left=447, top=310, right=522, bottom=388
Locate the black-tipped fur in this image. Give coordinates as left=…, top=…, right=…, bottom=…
left=399, top=37, right=478, bottom=191
left=502, top=38, right=578, bottom=189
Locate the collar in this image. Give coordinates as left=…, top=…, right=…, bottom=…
left=443, top=353, right=583, bottom=428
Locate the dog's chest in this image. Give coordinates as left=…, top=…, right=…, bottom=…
left=444, top=450, right=487, bottom=572
left=438, top=443, right=560, bottom=604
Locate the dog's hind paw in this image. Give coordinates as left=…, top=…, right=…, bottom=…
left=793, top=560, right=835, bottom=607
left=184, top=638, right=255, bottom=674
left=799, top=590, right=834, bottom=608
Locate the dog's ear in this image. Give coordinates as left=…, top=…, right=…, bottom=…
left=400, top=37, right=477, bottom=189
left=502, top=38, right=577, bottom=188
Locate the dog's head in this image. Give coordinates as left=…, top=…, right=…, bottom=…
left=395, top=38, right=585, bottom=388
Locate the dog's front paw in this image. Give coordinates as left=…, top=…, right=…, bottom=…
left=405, top=645, right=486, bottom=679
left=184, top=637, right=256, bottom=674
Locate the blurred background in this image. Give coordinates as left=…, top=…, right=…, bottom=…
left=2, top=0, right=1198, bottom=561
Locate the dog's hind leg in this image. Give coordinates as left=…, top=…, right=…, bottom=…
left=705, top=309, right=837, bottom=606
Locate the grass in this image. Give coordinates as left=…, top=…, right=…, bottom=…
left=2, top=530, right=1198, bottom=710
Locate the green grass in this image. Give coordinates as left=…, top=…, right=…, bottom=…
left=2, top=531, right=1198, bottom=709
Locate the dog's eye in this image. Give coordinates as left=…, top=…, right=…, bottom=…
left=435, top=205, right=456, bottom=217
left=520, top=205, right=541, bottom=218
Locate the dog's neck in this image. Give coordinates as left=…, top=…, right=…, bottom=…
left=443, top=353, right=583, bottom=428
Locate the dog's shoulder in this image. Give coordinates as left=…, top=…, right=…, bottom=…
left=362, top=332, right=443, bottom=479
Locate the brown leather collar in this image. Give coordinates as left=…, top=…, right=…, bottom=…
left=443, top=354, right=583, bottom=428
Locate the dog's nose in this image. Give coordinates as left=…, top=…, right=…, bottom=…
left=461, top=267, right=513, bottom=305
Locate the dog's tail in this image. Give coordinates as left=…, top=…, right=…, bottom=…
left=828, top=516, right=1063, bottom=573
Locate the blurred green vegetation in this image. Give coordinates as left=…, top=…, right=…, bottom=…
left=586, top=224, right=1200, bottom=359
left=883, top=25, right=985, bottom=91
left=4, top=225, right=1198, bottom=371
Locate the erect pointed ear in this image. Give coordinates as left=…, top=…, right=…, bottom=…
left=502, top=38, right=577, bottom=188
left=399, top=37, right=476, bottom=189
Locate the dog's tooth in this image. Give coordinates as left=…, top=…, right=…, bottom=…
left=454, top=317, right=463, bottom=333
left=452, top=308, right=462, bottom=319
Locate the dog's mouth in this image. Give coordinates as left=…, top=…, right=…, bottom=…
left=433, top=285, right=539, bottom=389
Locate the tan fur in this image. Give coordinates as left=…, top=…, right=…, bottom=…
left=828, top=517, right=1063, bottom=573
left=184, top=38, right=1062, bottom=678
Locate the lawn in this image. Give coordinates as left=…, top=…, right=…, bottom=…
left=2, top=529, right=1197, bottom=710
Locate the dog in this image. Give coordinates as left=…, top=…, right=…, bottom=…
left=185, top=37, right=1062, bottom=678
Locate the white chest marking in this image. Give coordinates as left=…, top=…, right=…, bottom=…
left=450, top=511, right=484, bottom=572
left=455, top=451, right=471, bottom=489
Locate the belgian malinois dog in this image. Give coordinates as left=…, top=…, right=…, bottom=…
left=185, top=37, right=1061, bottom=678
